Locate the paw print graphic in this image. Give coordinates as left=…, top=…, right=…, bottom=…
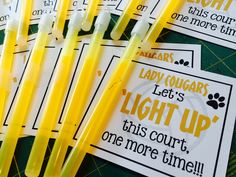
left=206, top=93, right=225, bottom=110
left=174, top=59, right=189, bottom=67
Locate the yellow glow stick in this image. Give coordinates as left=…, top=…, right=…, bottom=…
left=25, top=12, right=83, bottom=177
left=0, top=20, right=17, bottom=130
left=17, top=0, right=33, bottom=48
left=44, top=11, right=111, bottom=177
left=82, top=0, right=100, bottom=31
left=60, top=19, right=149, bottom=177
left=52, top=0, right=71, bottom=40
left=110, top=0, right=142, bottom=40
left=0, top=14, right=53, bottom=177
left=142, top=0, right=180, bottom=50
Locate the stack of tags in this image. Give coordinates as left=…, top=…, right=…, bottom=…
left=0, top=0, right=235, bottom=177
left=10, top=0, right=236, bottom=49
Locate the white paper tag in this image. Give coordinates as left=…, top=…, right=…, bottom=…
left=79, top=57, right=236, bottom=177
left=112, top=0, right=236, bottom=50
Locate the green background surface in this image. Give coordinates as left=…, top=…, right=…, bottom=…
left=1, top=14, right=236, bottom=177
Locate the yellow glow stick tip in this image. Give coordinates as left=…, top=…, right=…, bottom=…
left=68, top=11, right=83, bottom=31
left=5, top=19, right=18, bottom=32
left=94, top=11, right=111, bottom=32
left=131, top=20, right=149, bottom=41
left=81, top=0, right=100, bottom=31
left=38, top=14, right=53, bottom=33
left=142, top=0, right=180, bottom=50
left=52, top=0, right=71, bottom=40
left=16, top=0, right=33, bottom=49
left=110, top=0, right=142, bottom=40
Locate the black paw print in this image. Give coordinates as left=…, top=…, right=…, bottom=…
left=174, top=59, right=189, bottom=67
left=206, top=93, right=225, bottom=110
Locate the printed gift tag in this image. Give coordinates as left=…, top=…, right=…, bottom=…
left=166, top=0, right=236, bottom=50
left=83, top=58, right=236, bottom=177
left=112, top=0, right=236, bottom=50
